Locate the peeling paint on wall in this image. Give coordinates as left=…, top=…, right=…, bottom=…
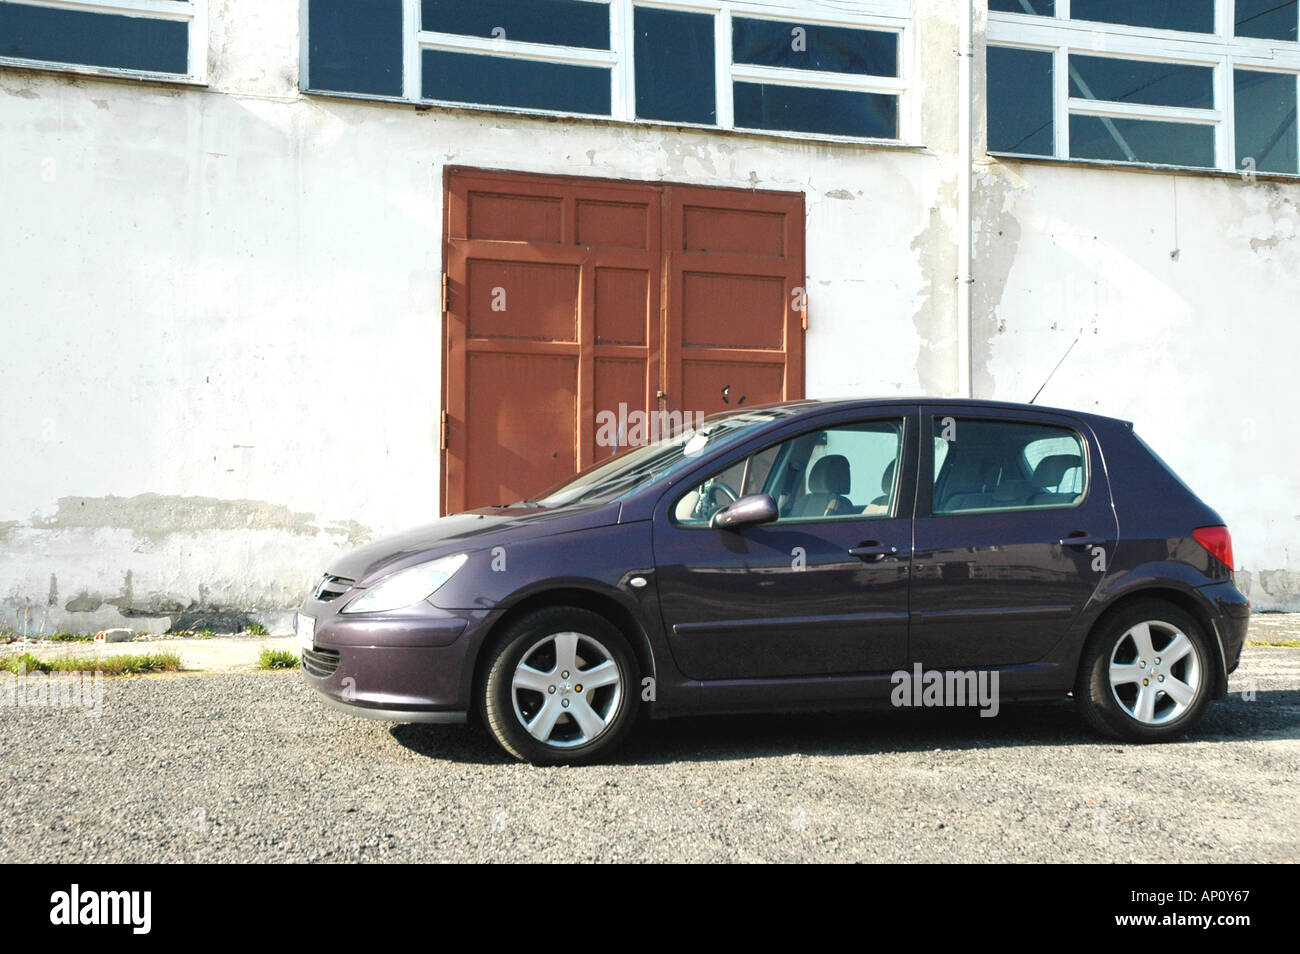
left=31, top=494, right=370, bottom=546
left=910, top=179, right=959, bottom=395
left=970, top=164, right=1024, bottom=398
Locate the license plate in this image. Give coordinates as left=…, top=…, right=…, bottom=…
left=296, top=613, right=315, bottom=651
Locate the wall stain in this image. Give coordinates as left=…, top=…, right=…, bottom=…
left=970, top=165, right=1025, bottom=398
left=32, top=493, right=370, bottom=545
left=910, top=178, right=958, bottom=395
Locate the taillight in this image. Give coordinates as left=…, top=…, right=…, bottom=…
left=1193, top=525, right=1234, bottom=571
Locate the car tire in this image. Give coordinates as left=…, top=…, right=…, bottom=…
left=479, top=607, right=640, bottom=765
left=1076, top=599, right=1216, bottom=743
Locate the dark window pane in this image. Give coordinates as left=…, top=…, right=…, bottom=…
left=308, top=0, right=402, bottom=97
left=1070, top=1, right=1214, bottom=34
left=1070, top=115, right=1215, bottom=166
left=932, top=418, right=1085, bottom=514
left=1235, top=70, right=1298, bottom=174
left=1069, top=55, right=1213, bottom=109
left=988, top=46, right=1054, bottom=155
left=733, top=82, right=897, bottom=138
left=0, top=1, right=187, bottom=74
left=1236, top=0, right=1298, bottom=41
left=422, top=49, right=610, bottom=114
left=989, top=0, right=1056, bottom=13
left=732, top=17, right=897, bottom=77
left=421, top=0, right=610, bottom=50
left=634, top=7, right=714, bottom=124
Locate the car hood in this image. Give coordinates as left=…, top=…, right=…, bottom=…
left=326, top=503, right=620, bottom=586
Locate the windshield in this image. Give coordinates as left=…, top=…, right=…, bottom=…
left=530, top=407, right=796, bottom=508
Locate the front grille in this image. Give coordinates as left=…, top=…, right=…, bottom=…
left=301, top=647, right=340, bottom=678
left=312, top=574, right=354, bottom=601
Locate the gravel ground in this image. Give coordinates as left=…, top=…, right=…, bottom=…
left=1, top=646, right=1297, bottom=863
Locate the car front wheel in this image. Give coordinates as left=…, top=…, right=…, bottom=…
left=1076, top=599, right=1215, bottom=742
left=480, top=607, right=639, bottom=765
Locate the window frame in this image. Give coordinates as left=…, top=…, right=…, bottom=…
left=300, top=0, right=917, bottom=147
left=987, top=1, right=1300, bottom=176
left=668, top=413, right=910, bottom=529
left=0, top=0, right=208, bottom=85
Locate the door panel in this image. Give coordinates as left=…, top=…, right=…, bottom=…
left=662, top=185, right=806, bottom=423
left=443, top=168, right=805, bottom=513
left=653, top=412, right=916, bottom=681
left=910, top=408, right=1118, bottom=669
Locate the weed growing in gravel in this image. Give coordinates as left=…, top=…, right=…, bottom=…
left=1248, top=638, right=1300, bottom=648
left=48, top=632, right=95, bottom=642
left=1, top=650, right=182, bottom=676
left=247, top=622, right=269, bottom=636
left=258, top=648, right=299, bottom=670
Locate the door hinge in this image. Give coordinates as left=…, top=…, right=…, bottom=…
left=440, top=410, right=448, bottom=450
left=441, top=273, right=448, bottom=314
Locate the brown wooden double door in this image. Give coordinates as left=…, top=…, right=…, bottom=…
left=442, top=167, right=805, bottom=513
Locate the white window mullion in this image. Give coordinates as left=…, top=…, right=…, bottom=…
left=189, top=0, right=207, bottom=83
left=1054, top=44, right=1070, bottom=158
left=715, top=5, right=733, bottom=131
left=610, top=0, right=634, bottom=121
left=1219, top=0, right=1235, bottom=40
left=403, top=0, right=421, bottom=101
left=1216, top=54, right=1233, bottom=171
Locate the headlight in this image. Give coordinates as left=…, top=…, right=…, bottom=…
left=341, top=553, right=468, bottom=614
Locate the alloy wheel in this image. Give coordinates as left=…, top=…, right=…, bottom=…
left=510, top=631, right=624, bottom=748
left=1107, top=620, right=1203, bottom=726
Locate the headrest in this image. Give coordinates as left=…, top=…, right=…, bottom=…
left=1033, top=454, right=1082, bottom=488
left=809, top=455, right=851, bottom=495
left=880, top=459, right=896, bottom=494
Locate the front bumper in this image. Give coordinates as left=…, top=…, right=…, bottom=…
left=317, top=693, right=467, bottom=724
left=297, top=595, right=495, bottom=721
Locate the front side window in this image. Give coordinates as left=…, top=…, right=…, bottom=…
left=932, top=417, right=1086, bottom=515
left=303, top=0, right=913, bottom=143
left=988, top=1, right=1300, bottom=175
left=0, top=0, right=204, bottom=81
left=674, top=419, right=904, bottom=526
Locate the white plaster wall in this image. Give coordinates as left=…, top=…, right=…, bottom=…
left=0, top=0, right=960, bottom=632
left=973, top=159, right=1300, bottom=610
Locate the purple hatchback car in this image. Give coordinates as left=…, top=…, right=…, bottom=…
left=298, top=399, right=1249, bottom=765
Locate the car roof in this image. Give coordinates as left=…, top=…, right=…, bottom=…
left=725, top=397, right=1133, bottom=430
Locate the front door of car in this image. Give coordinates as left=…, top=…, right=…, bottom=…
left=651, top=410, right=917, bottom=681
left=910, top=407, right=1119, bottom=670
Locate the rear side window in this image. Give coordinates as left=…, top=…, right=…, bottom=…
left=933, top=417, right=1086, bottom=514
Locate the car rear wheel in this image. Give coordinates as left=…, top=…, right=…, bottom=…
left=480, top=607, right=639, bottom=765
left=1076, top=599, right=1215, bottom=742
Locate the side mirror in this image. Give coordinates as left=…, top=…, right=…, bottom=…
left=711, top=493, right=779, bottom=530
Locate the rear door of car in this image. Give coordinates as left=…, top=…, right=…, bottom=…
left=651, top=406, right=918, bottom=682
left=910, top=405, right=1118, bottom=669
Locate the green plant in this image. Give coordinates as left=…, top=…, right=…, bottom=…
left=246, top=622, right=269, bottom=636
left=1, top=650, right=182, bottom=676
left=257, top=648, right=299, bottom=670
left=48, top=632, right=94, bottom=642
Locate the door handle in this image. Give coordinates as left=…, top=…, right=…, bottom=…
left=1059, top=532, right=1103, bottom=548
left=848, top=542, right=898, bottom=561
